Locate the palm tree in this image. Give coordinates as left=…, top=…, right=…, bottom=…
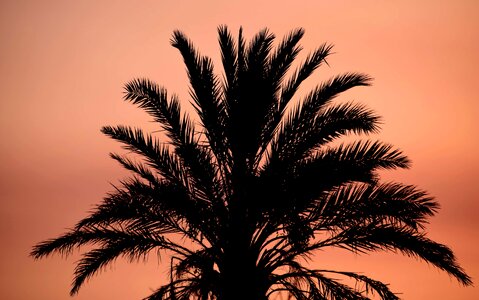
left=32, top=26, right=472, bottom=300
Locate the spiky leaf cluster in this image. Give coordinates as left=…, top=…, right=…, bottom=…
left=32, top=26, right=471, bottom=300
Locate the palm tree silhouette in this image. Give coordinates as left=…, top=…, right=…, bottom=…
left=32, top=26, right=472, bottom=299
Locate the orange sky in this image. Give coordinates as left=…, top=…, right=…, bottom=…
left=1, top=0, right=478, bottom=299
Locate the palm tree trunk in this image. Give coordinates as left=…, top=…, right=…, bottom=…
left=218, top=206, right=268, bottom=300
left=219, top=243, right=268, bottom=300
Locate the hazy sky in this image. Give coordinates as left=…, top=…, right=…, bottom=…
left=1, top=0, right=478, bottom=299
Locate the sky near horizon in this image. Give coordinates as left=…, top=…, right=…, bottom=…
left=1, top=0, right=478, bottom=299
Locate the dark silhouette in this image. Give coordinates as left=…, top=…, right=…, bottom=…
left=32, top=26, right=472, bottom=299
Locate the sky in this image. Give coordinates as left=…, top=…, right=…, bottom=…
left=0, top=0, right=478, bottom=299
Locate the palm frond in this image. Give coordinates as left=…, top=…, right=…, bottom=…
left=218, top=25, right=237, bottom=98
left=123, top=79, right=194, bottom=149
left=145, top=278, right=207, bottom=300
left=302, top=73, right=373, bottom=117
left=72, top=229, right=187, bottom=295
left=124, top=80, right=220, bottom=201
left=259, top=43, right=334, bottom=166
left=102, top=124, right=222, bottom=219
left=124, top=80, right=222, bottom=210
left=268, top=28, right=304, bottom=85
left=271, top=267, right=368, bottom=300
left=255, top=28, right=305, bottom=168
left=74, top=178, right=190, bottom=234
left=268, top=103, right=381, bottom=177
left=33, top=226, right=191, bottom=295
left=31, top=226, right=170, bottom=261
left=319, top=270, right=399, bottom=300
left=109, top=153, right=159, bottom=184
left=101, top=125, right=187, bottom=186
left=279, top=43, right=334, bottom=112
left=171, top=30, right=230, bottom=170
left=310, top=182, right=438, bottom=231
left=259, top=140, right=410, bottom=218
left=310, top=224, right=472, bottom=286
left=246, top=28, right=275, bottom=70
left=271, top=79, right=374, bottom=166
left=227, top=28, right=277, bottom=166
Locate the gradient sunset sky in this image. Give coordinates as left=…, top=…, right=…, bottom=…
left=1, top=0, right=478, bottom=299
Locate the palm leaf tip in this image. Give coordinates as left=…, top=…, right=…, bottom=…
left=31, top=232, right=79, bottom=259
left=452, top=265, right=473, bottom=286
left=30, top=241, right=53, bottom=259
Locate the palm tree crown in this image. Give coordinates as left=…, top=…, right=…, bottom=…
left=32, top=26, right=472, bottom=300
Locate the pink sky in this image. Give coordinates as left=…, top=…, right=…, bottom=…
left=1, top=0, right=478, bottom=299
